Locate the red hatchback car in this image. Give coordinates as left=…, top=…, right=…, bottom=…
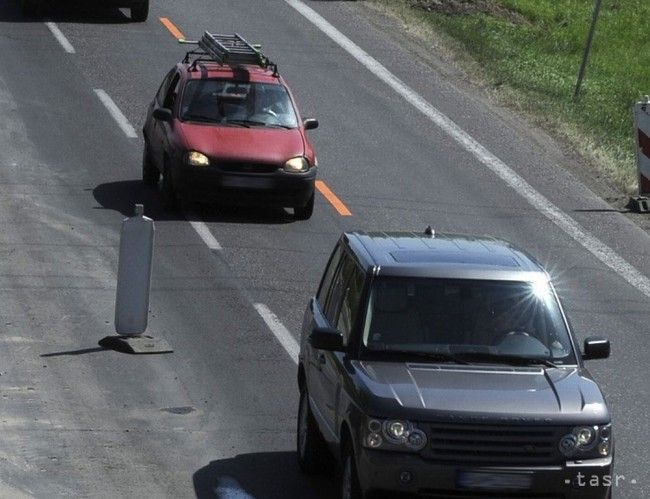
left=142, top=33, right=319, bottom=219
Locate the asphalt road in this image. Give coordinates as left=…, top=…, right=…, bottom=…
left=0, top=0, right=649, bottom=497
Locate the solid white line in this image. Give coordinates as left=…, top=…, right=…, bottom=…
left=188, top=220, right=223, bottom=250
left=254, top=303, right=299, bottom=365
left=284, top=0, right=650, bottom=300
left=45, top=22, right=75, bottom=54
left=93, top=89, right=138, bottom=139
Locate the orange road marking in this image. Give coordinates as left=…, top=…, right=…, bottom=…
left=315, top=180, right=352, bottom=216
left=160, top=17, right=185, bottom=41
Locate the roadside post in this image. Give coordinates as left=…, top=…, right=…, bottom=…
left=99, top=204, right=173, bottom=354
left=574, top=0, right=603, bottom=99
left=630, top=97, right=650, bottom=213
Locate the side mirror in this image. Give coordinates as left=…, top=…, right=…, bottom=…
left=153, top=107, right=173, bottom=122
left=303, top=118, right=319, bottom=130
left=582, top=337, right=610, bottom=360
left=309, top=326, right=344, bottom=351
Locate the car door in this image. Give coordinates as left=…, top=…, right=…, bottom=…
left=154, top=71, right=181, bottom=170
left=146, top=69, right=175, bottom=169
left=320, top=258, right=365, bottom=436
left=304, top=244, right=342, bottom=435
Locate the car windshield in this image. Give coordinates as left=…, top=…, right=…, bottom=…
left=180, top=79, right=298, bottom=128
left=362, top=277, right=576, bottom=364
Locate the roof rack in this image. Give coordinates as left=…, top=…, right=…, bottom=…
left=180, top=32, right=278, bottom=76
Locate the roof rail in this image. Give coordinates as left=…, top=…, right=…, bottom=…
left=180, top=32, right=278, bottom=76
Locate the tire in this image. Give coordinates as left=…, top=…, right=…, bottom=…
left=22, top=0, right=40, bottom=17
left=161, top=164, right=178, bottom=212
left=341, top=440, right=363, bottom=499
left=294, top=192, right=314, bottom=220
left=142, top=142, right=159, bottom=186
left=130, top=0, right=149, bottom=22
left=297, top=389, right=327, bottom=474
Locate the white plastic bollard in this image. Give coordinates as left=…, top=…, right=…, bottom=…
left=115, top=204, right=154, bottom=336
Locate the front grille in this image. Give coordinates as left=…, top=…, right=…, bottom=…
left=423, top=423, right=565, bottom=466
left=218, top=161, right=279, bottom=173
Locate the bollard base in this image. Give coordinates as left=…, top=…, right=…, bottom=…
left=99, top=335, right=173, bottom=354
left=627, top=196, right=649, bottom=213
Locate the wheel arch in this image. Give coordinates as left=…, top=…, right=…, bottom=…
left=340, top=420, right=353, bottom=458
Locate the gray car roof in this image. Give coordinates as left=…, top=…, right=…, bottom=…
left=346, top=231, right=548, bottom=281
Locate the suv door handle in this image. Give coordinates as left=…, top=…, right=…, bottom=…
left=318, top=353, right=326, bottom=368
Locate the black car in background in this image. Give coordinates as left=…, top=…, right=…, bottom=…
left=297, top=229, right=612, bottom=499
left=21, top=0, right=149, bottom=21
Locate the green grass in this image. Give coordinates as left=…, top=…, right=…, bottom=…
left=372, top=0, right=650, bottom=192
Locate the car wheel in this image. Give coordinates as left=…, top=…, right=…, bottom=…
left=130, top=0, right=149, bottom=22
left=22, top=0, right=40, bottom=17
left=297, top=388, right=327, bottom=474
left=161, top=164, right=178, bottom=211
left=294, top=192, right=314, bottom=220
left=142, top=143, right=159, bottom=186
left=341, top=441, right=362, bottom=499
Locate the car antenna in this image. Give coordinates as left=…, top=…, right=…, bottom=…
left=424, top=225, right=435, bottom=237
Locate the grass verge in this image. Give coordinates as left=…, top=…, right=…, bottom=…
left=368, top=0, right=650, bottom=194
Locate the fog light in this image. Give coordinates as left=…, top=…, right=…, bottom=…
left=366, top=432, right=383, bottom=448
left=598, top=440, right=611, bottom=456
left=599, top=425, right=611, bottom=440
left=368, top=419, right=382, bottom=433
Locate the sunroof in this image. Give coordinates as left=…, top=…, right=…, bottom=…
left=390, top=250, right=520, bottom=267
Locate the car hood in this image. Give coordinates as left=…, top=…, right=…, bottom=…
left=353, top=361, right=609, bottom=425
left=179, top=123, right=304, bottom=164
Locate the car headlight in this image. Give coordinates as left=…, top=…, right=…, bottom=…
left=186, top=151, right=210, bottom=167
left=384, top=420, right=408, bottom=442
left=559, top=424, right=611, bottom=458
left=283, top=156, right=309, bottom=173
left=574, top=426, right=596, bottom=448
left=363, top=418, right=427, bottom=452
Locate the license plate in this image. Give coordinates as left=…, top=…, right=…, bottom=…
left=221, top=176, right=273, bottom=189
left=457, top=471, right=532, bottom=491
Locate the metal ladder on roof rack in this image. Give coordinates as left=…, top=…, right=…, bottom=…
left=198, top=32, right=266, bottom=67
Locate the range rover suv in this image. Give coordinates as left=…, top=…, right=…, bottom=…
left=297, top=229, right=612, bottom=498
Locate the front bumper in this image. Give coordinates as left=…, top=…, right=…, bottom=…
left=357, top=447, right=613, bottom=498
left=173, top=164, right=316, bottom=207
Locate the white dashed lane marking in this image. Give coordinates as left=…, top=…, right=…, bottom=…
left=45, top=22, right=75, bottom=54
left=253, top=303, right=300, bottom=365
left=188, top=219, right=223, bottom=251
left=93, top=89, right=138, bottom=139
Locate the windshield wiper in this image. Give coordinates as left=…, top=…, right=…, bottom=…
left=371, top=349, right=471, bottom=365
left=226, top=119, right=291, bottom=129
left=452, top=352, right=559, bottom=368
left=225, top=119, right=262, bottom=127
left=184, top=114, right=216, bottom=123
left=220, top=119, right=251, bottom=127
